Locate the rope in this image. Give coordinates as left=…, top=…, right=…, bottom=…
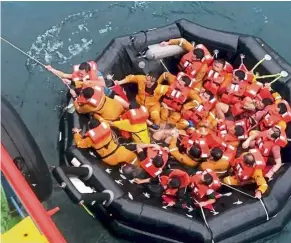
left=221, top=182, right=256, bottom=199
left=1, top=36, right=71, bottom=90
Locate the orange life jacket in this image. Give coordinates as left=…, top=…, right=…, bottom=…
left=217, top=119, right=249, bottom=142
left=162, top=76, right=191, bottom=111
left=223, top=62, right=234, bottom=73
left=244, top=82, right=264, bottom=99
left=160, top=170, right=190, bottom=196
left=221, top=144, right=237, bottom=163
left=181, top=134, right=211, bottom=159
left=181, top=96, right=217, bottom=124
left=189, top=169, right=221, bottom=201
left=280, top=100, right=291, bottom=123
left=259, top=105, right=283, bottom=130
left=204, top=67, right=226, bottom=95
left=233, top=149, right=265, bottom=181
left=234, top=64, right=255, bottom=83
left=221, top=81, right=249, bottom=104
left=72, top=61, right=99, bottom=82
left=256, top=127, right=288, bottom=156
left=77, top=85, right=105, bottom=108
left=140, top=148, right=168, bottom=178
left=178, top=44, right=212, bottom=77
left=121, top=106, right=149, bottom=125
left=85, top=122, right=111, bottom=144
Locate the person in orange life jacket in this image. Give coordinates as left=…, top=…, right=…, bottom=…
left=178, top=88, right=216, bottom=130
left=160, top=39, right=210, bottom=86
left=72, top=119, right=138, bottom=166
left=215, top=95, right=273, bottom=121
left=107, top=100, right=151, bottom=144
left=216, top=119, right=248, bottom=148
left=220, top=70, right=250, bottom=104
left=160, top=74, right=198, bottom=124
left=71, top=86, right=124, bottom=121
left=45, top=61, right=105, bottom=88
left=223, top=149, right=268, bottom=199
left=114, top=72, right=169, bottom=125
left=189, top=170, right=221, bottom=207
left=200, top=144, right=237, bottom=174
left=242, top=122, right=287, bottom=179
left=203, top=59, right=232, bottom=95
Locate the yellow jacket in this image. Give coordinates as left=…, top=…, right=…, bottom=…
left=123, top=75, right=169, bottom=107
left=112, top=119, right=150, bottom=144
left=168, top=136, right=198, bottom=167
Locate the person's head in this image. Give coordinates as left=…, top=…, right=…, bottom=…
left=81, top=87, right=94, bottom=99
left=178, top=75, right=192, bottom=87
left=201, top=90, right=214, bottom=103
left=233, top=70, right=246, bottom=83
left=168, top=176, right=181, bottom=189
left=78, top=62, right=91, bottom=78
left=187, top=144, right=202, bottom=159
left=88, top=119, right=101, bottom=129
left=210, top=147, right=223, bottom=161
left=145, top=72, right=157, bottom=88
left=121, top=164, right=142, bottom=179
left=129, top=99, right=141, bottom=109
left=277, top=102, right=288, bottom=114
left=212, top=59, right=225, bottom=72
left=243, top=153, right=255, bottom=167
left=229, top=125, right=245, bottom=137
left=267, top=126, right=281, bottom=140
left=152, top=155, right=164, bottom=168
left=202, top=173, right=214, bottom=185
left=256, top=98, right=273, bottom=110
left=193, top=48, right=205, bottom=61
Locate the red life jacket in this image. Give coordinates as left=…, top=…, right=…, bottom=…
left=255, top=86, right=275, bottom=103
left=181, top=134, right=210, bottom=159
left=222, top=145, right=237, bottom=166
left=234, top=65, right=255, bottom=83
left=162, top=77, right=191, bottom=111
left=189, top=169, right=221, bottom=201
left=259, top=105, right=282, bottom=130
left=223, top=62, right=234, bottom=73
left=217, top=119, right=249, bottom=142
left=85, top=122, right=111, bottom=144
left=233, top=149, right=265, bottom=181
left=244, top=82, right=264, bottom=99
left=160, top=170, right=190, bottom=196
left=204, top=67, right=226, bottom=95
left=221, top=81, right=249, bottom=104
left=256, top=127, right=288, bottom=156
left=140, top=148, right=168, bottom=178
left=121, top=106, right=149, bottom=125
left=77, top=85, right=105, bottom=108
left=280, top=100, right=291, bottom=123
left=72, top=61, right=99, bottom=82
left=178, top=44, right=212, bottom=77
left=230, top=97, right=256, bottom=117
left=181, top=97, right=217, bottom=123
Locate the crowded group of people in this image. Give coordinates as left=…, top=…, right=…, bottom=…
left=45, top=36, right=290, bottom=210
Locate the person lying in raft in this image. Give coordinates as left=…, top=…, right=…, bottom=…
left=188, top=169, right=221, bottom=209
left=70, top=85, right=124, bottom=121
left=242, top=122, right=287, bottom=179
left=223, top=148, right=268, bottom=199
left=107, top=100, right=151, bottom=144
left=114, top=71, right=169, bottom=125
left=73, top=118, right=138, bottom=166
left=160, top=39, right=211, bottom=86
left=122, top=143, right=169, bottom=183
left=45, top=61, right=105, bottom=87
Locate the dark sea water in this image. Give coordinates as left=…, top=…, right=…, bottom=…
left=1, top=1, right=291, bottom=243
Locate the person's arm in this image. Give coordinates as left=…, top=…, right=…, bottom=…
left=73, top=132, right=93, bottom=149
left=265, top=145, right=282, bottom=179
left=200, top=190, right=216, bottom=207
left=157, top=72, right=173, bottom=84
left=169, top=137, right=198, bottom=167
left=161, top=38, right=193, bottom=52
left=195, top=63, right=209, bottom=84
left=116, top=75, right=145, bottom=85
left=183, top=99, right=200, bottom=111
left=253, top=169, right=268, bottom=197
left=45, top=65, right=72, bottom=79
left=242, top=130, right=260, bottom=149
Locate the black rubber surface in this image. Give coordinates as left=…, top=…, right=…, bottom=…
left=57, top=19, right=291, bottom=243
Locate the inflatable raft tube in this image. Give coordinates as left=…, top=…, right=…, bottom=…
left=1, top=96, right=52, bottom=202
left=55, top=19, right=291, bottom=243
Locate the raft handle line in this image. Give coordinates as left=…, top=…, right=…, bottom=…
left=159, top=59, right=170, bottom=72
left=221, top=182, right=256, bottom=199
left=0, top=36, right=71, bottom=90
left=259, top=198, right=270, bottom=221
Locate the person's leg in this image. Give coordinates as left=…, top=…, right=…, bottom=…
left=148, top=103, right=161, bottom=125
left=215, top=102, right=230, bottom=120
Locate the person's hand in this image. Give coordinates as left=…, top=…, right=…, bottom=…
left=199, top=201, right=208, bottom=207
left=255, top=190, right=262, bottom=199
left=160, top=41, right=169, bottom=47
left=133, top=178, right=144, bottom=184
left=242, top=140, right=250, bottom=149
left=167, top=201, right=175, bottom=206
left=114, top=80, right=119, bottom=86
left=62, top=79, right=71, bottom=85
left=72, top=128, right=82, bottom=134
left=45, top=65, right=53, bottom=71
left=70, top=89, right=77, bottom=98
left=264, top=82, right=272, bottom=90
left=163, top=147, right=170, bottom=153
left=265, top=170, right=274, bottom=180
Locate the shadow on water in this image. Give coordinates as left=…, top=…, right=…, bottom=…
left=1, top=1, right=291, bottom=243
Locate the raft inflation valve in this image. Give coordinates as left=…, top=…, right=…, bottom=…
left=281, top=71, right=288, bottom=77
left=213, top=49, right=219, bottom=58
left=138, top=61, right=146, bottom=69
